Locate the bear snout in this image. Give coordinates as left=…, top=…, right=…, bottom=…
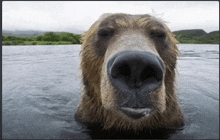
left=107, top=51, right=165, bottom=118
left=108, top=51, right=164, bottom=94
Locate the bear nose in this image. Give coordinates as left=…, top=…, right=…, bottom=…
left=108, top=51, right=164, bottom=94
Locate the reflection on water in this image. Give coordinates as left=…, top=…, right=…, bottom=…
left=2, top=44, right=219, bottom=139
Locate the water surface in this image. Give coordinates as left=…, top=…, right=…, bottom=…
left=2, top=44, right=219, bottom=139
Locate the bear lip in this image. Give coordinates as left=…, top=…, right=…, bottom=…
left=120, top=107, right=153, bottom=119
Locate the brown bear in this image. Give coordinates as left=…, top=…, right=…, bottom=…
left=76, top=13, right=184, bottom=132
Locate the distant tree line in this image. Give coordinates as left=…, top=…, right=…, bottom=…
left=175, top=35, right=219, bottom=44
left=173, top=30, right=219, bottom=44
left=2, top=32, right=82, bottom=45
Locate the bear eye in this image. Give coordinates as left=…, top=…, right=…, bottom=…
left=98, top=29, right=114, bottom=37
left=150, top=30, right=166, bottom=38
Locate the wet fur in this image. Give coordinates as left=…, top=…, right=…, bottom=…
left=76, top=13, right=184, bottom=131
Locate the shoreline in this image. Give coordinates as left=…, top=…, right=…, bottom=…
left=178, top=44, right=219, bottom=45
left=2, top=44, right=82, bottom=46
left=2, top=44, right=219, bottom=46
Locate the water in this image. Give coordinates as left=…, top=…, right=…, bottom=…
left=2, top=44, right=219, bottom=139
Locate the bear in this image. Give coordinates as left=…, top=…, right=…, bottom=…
left=75, top=13, right=184, bottom=133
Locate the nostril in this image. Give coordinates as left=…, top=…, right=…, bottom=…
left=140, top=67, right=158, bottom=84
left=111, top=63, right=131, bottom=79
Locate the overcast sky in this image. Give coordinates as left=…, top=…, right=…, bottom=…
left=2, top=1, right=219, bottom=33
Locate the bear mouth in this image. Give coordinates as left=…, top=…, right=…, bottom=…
left=120, top=107, right=153, bottom=119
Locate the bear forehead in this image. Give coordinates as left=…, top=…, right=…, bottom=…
left=99, top=13, right=165, bottom=30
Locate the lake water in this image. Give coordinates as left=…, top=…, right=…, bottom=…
left=2, top=44, right=219, bottom=139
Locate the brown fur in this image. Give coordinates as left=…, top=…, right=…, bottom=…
left=76, top=13, right=184, bottom=131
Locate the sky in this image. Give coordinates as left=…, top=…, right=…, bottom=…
left=2, top=1, right=219, bottom=33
